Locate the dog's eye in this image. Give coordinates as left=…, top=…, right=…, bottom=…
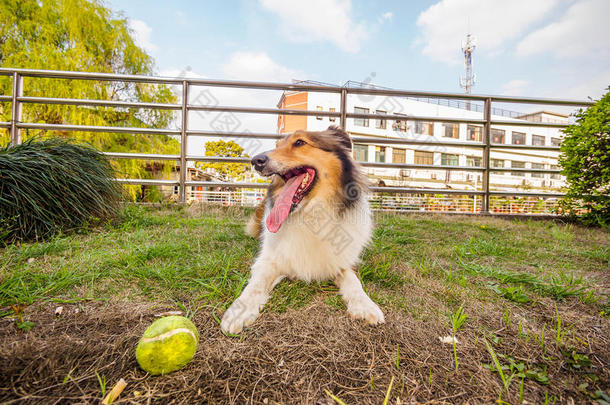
left=293, top=139, right=306, bottom=147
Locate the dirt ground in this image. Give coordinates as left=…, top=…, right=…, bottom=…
left=1, top=298, right=608, bottom=404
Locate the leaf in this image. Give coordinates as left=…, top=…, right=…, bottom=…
left=525, top=369, right=550, bottom=385
left=500, top=286, right=531, bottom=303
left=593, top=390, right=610, bottom=402
left=563, top=350, right=591, bottom=369
left=16, top=321, right=35, bottom=332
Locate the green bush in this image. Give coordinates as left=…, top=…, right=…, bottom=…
left=0, top=138, right=122, bottom=242
left=559, top=89, right=610, bottom=226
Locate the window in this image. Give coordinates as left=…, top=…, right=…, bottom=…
left=374, top=146, right=386, bottom=163
left=375, top=110, right=387, bottom=129
left=512, top=131, right=525, bottom=145
left=443, top=123, right=459, bottom=138
left=467, top=125, right=482, bottom=141
left=551, top=164, right=561, bottom=180
left=466, top=156, right=482, bottom=167
left=531, top=162, right=544, bottom=178
left=354, top=143, right=369, bottom=162
left=491, top=159, right=504, bottom=168
left=316, top=106, right=323, bottom=120
left=511, top=161, right=525, bottom=176
left=415, top=121, right=434, bottom=136
left=492, top=129, right=505, bottom=144
left=329, top=107, right=336, bottom=122
left=392, top=148, right=406, bottom=164
left=441, top=153, right=459, bottom=166
left=551, top=137, right=561, bottom=147
left=394, top=118, right=407, bottom=132
left=532, top=135, right=545, bottom=146
left=353, top=144, right=368, bottom=162
left=414, top=151, right=434, bottom=165
left=354, top=107, right=369, bottom=127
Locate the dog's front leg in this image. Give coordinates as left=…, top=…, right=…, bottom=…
left=221, top=260, right=283, bottom=334
left=335, top=268, right=385, bottom=324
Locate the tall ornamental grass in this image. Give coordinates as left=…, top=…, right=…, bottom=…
left=0, top=138, right=122, bottom=242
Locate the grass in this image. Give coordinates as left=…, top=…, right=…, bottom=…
left=95, top=371, right=107, bottom=399
left=449, top=304, right=468, bottom=371
left=484, top=337, right=510, bottom=392
left=4, top=203, right=605, bottom=324
left=1, top=204, right=608, bottom=403
left=0, top=138, right=121, bottom=242
left=1, top=204, right=607, bottom=319
left=1, top=206, right=257, bottom=307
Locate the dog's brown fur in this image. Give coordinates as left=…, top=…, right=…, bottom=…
left=246, top=126, right=368, bottom=239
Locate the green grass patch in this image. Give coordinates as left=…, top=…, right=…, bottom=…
left=1, top=206, right=608, bottom=319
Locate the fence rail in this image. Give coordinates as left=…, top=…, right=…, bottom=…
left=0, top=67, right=595, bottom=215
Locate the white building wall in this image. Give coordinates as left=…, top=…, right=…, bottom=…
left=302, top=92, right=566, bottom=192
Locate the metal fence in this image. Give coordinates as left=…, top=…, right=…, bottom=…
left=0, top=67, right=594, bottom=215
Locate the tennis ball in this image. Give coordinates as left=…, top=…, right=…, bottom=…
left=135, top=316, right=199, bottom=375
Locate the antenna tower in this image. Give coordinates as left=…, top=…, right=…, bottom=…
left=459, top=33, right=476, bottom=94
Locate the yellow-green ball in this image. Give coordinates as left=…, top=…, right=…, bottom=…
left=136, top=316, right=199, bottom=375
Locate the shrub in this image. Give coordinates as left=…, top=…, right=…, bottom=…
left=0, top=138, right=122, bottom=242
left=559, top=89, right=610, bottom=226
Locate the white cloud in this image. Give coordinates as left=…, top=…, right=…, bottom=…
left=557, top=70, right=610, bottom=100
left=221, top=51, right=302, bottom=82
left=161, top=52, right=306, bottom=156
left=379, top=11, right=393, bottom=23
left=416, top=0, right=559, bottom=64
left=161, top=66, right=279, bottom=156
left=516, top=0, right=610, bottom=59
left=128, top=19, right=158, bottom=54
left=500, top=79, right=531, bottom=96
left=259, top=0, right=367, bottom=52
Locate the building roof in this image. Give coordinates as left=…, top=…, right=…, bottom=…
left=516, top=110, right=569, bottom=118
left=284, top=79, right=533, bottom=119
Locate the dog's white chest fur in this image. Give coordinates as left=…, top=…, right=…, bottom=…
left=221, top=196, right=384, bottom=335
left=258, top=197, right=372, bottom=281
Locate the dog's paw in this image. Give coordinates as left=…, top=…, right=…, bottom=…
left=220, top=299, right=260, bottom=334
left=347, top=298, right=385, bottom=325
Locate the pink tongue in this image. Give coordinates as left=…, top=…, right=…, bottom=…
left=266, top=172, right=307, bottom=233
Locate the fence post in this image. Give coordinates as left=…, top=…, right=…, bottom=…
left=340, top=88, right=347, bottom=129
left=10, top=72, right=23, bottom=145
left=481, top=97, right=492, bottom=214
left=179, top=80, right=189, bottom=203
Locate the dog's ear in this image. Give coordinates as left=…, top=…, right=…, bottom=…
left=327, top=125, right=352, bottom=151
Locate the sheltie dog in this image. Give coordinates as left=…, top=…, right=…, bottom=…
left=220, top=126, right=384, bottom=334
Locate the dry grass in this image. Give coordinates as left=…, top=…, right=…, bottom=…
left=1, top=298, right=608, bottom=404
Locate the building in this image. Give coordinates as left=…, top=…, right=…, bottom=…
left=277, top=81, right=567, bottom=196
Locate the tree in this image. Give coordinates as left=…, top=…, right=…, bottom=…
left=197, top=140, right=249, bottom=180
left=0, top=0, right=179, bottom=200
left=558, top=88, right=610, bottom=226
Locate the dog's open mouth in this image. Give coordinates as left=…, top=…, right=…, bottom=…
left=266, top=167, right=316, bottom=233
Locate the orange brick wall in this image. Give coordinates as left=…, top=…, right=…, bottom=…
left=278, top=92, right=308, bottom=134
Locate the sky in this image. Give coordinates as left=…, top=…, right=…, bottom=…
left=107, top=0, right=609, bottom=154
left=109, top=0, right=609, bottom=99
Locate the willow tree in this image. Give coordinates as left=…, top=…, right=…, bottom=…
left=0, top=0, right=179, bottom=200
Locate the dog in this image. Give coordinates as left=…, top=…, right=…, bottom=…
left=220, top=126, right=384, bottom=334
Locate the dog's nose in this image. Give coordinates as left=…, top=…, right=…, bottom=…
left=251, top=154, right=269, bottom=171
